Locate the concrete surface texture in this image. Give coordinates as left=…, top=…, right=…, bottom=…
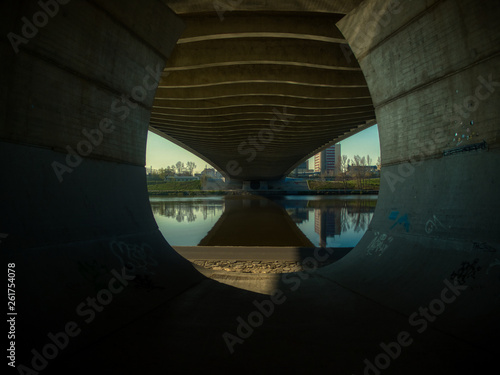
left=1, top=0, right=499, bottom=374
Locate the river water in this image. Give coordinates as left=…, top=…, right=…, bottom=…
left=149, top=195, right=377, bottom=247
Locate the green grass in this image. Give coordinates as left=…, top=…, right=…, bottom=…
left=363, top=178, right=380, bottom=188
left=147, top=180, right=201, bottom=191
left=146, top=178, right=379, bottom=192
left=308, top=178, right=380, bottom=190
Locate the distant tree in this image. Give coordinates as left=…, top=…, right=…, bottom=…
left=360, top=155, right=367, bottom=189
left=175, top=161, right=185, bottom=175
left=351, top=155, right=359, bottom=188
left=365, top=155, right=372, bottom=182
left=148, top=171, right=161, bottom=181
left=165, top=166, right=176, bottom=177
left=340, top=155, right=350, bottom=190
left=352, top=155, right=365, bottom=189
left=376, top=156, right=381, bottom=171
left=186, top=161, right=196, bottom=176
left=157, top=168, right=167, bottom=180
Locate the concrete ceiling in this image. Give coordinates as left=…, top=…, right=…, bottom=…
left=162, top=0, right=365, bottom=15
left=150, top=1, right=376, bottom=180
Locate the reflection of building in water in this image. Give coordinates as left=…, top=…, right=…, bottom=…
left=286, top=208, right=309, bottom=224
left=314, top=208, right=342, bottom=247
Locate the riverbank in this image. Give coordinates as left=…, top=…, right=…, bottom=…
left=307, top=178, right=380, bottom=190
left=175, top=246, right=354, bottom=274
left=147, top=178, right=379, bottom=196
left=148, top=189, right=379, bottom=196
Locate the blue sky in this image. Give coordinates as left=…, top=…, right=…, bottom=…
left=146, top=124, right=380, bottom=173
left=312, top=124, right=381, bottom=166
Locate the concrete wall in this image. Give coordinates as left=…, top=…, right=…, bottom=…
left=334, top=0, right=500, bottom=346
left=1, top=0, right=203, bottom=362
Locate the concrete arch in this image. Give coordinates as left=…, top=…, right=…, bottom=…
left=1, top=1, right=499, bottom=374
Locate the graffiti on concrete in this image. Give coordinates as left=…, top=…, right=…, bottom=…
left=389, top=211, right=410, bottom=232
left=472, top=242, right=497, bottom=252
left=366, top=231, right=394, bottom=257
left=450, top=258, right=481, bottom=286
left=133, top=274, right=165, bottom=291
left=110, top=241, right=158, bottom=276
left=424, top=215, right=447, bottom=234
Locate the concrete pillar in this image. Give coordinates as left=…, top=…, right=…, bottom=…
left=0, top=0, right=202, bottom=363
left=335, top=0, right=500, bottom=346
left=242, top=180, right=269, bottom=191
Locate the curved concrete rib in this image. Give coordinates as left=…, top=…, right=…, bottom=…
left=1, top=0, right=499, bottom=374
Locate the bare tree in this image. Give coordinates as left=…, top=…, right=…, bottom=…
left=352, top=155, right=361, bottom=189
left=186, top=161, right=196, bottom=176
left=165, top=166, right=175, bottom=177
left=360, top=155, right=366, bottom=189
left=365, top=155, right=372, bottom=187
left=175, top=161, right=184, bottom=175
left=340, top=155, right=350, bottom=191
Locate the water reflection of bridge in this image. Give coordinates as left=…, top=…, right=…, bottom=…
left=149, top=196, right=377, bottom=247
left=198, top=196, right=313, bottom=247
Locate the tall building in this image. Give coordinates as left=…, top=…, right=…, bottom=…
left=314, top=208, right=342, bottom=248
left=314, top=144, right=341, bottom=175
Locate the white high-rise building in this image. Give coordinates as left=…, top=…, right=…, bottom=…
left=314, top=144, right=341, bottom=175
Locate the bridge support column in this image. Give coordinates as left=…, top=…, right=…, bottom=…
left=335, top=0, right=500, bottom=347
left=1, top=0, right=202, bottom=363
left=242, top=180, right=269, bottom=191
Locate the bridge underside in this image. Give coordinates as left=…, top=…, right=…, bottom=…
left=1, top=0, right=500, bottom=374
left=149, top=1, right=375, bottom=181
